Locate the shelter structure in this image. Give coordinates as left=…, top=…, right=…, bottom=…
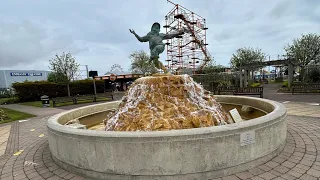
left=239, top=58, right=295, bottom=89
left=94, top=71, right=143, bottom=91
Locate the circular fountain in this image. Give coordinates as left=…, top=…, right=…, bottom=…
left=47, top=75, right=287, bottom=180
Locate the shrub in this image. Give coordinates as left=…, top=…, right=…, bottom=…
left=250, top=83, right=261, bottom=87
left=0, top=96, right=20, bottom=105
left=282, top=81, right=288, bottom=87
left=307, top=69, right=320, bottom=83
left=0, top=109, right=10, bottom=121
left=275, top=77, right=283, bottom=82
left=12, top=80, right=105, bottom=102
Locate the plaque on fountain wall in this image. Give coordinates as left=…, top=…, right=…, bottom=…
left=240, top=130, right=255, bottom=146
left=229, top=108, right=243, bottom=123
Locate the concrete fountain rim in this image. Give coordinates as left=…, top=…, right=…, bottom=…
left=47, top=95, right=286, bottom=138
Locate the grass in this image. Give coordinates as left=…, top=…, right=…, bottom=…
left=0, top=98, right=11, bottom=104
left=269, top=80, right=283, bottom=84
left=0, top=108, right=36, bottom=124
left=20, top=97, right=110, bottom=108
left=250, top=83, right=261, bottom=87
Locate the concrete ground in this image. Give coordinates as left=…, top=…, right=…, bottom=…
left=263, top=84, right=320, bottom=103
left=0, top=88, right=320, bottom=179
left=2, top=104, right=65, bottom=117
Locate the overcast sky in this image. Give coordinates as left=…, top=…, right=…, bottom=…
left=0, top=0, right=319, bottom=75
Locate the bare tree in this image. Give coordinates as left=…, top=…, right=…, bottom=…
left=49, top=52, right=80, bottom=97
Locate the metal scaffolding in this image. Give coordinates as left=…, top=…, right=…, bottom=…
left=164, top=0, right=210, bottom=74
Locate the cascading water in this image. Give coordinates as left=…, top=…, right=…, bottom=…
left=105, top=74, right=233, bottom=131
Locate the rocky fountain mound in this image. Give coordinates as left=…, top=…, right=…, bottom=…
left=105, top=74, right=233, bottom=131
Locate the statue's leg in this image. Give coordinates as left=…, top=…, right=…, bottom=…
left=151, top=45, right=168, bottom=73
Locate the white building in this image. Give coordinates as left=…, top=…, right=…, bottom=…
left=0, top=70, right=51, bottom=88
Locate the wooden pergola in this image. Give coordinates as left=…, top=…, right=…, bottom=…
left=238, top=59, right=295, bottom=89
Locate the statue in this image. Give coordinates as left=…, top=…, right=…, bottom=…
left=129, top=22, right=184, bottom=73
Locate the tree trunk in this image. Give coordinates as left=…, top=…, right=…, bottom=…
left=67, top=83, right=71, bottom=97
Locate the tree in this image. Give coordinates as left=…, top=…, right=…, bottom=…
left=204, top=55, right=215, bottom=67
left=203, top=65, right=226, bottom=74
left=47, top=72, right=68, bottom=83
left=285, top=33, right=320, bottom=82
left=49, top=52, right=80, bottom=97
left=230, top=47, right=266, bottom=70
left=285, top=33, right=320, bottom=66
left=129, top=50, right=157, bottom=74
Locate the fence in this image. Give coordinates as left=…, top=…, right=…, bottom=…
left=191, top=73, right=236, bottom=91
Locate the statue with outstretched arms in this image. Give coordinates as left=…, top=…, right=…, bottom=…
left=129, top=22, right=184, bottom=73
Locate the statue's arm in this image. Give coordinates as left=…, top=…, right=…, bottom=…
left=130, top=29, right=149, bottom=42
left=163, top=32, right=181, bottom=40
left=135, top=33, right=149, bottom=42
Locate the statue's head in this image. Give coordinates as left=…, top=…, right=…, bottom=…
left=151, top=22, right=160, bottom=33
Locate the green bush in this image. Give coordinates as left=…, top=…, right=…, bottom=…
left=282, top=81, right=288, bottom=87
left=275, top=77, right=283, bottom=82
left=0, top=109, right=10, bottom=121
left=12, top=80, right=105, bottom=102
left=307, top=69, right=320, bottom=83
left=0, top=97, right=20, bottom=105
left=250, top=83, right=261, bottom=87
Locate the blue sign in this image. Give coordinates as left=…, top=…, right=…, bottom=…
left=10, top=72, right=42, bottom=76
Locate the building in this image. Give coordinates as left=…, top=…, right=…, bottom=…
left=0, top=70, right=51, bottom=88
left=95, top=70, right=144, bottom=91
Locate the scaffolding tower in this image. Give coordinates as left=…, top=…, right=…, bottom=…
left=164, top=0, right=210, bottom=74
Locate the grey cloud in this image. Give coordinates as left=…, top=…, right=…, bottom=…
left=0, top=19, right=85, bottom=68
left=0, top=0, right=319, bottom=72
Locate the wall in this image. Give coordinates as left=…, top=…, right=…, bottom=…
left=0, top=70, right=50, bottom=88
left=48, top=96, right=287, bottom=180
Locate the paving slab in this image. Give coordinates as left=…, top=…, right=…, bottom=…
left=1, top=92, right=320, bottom=179
left=0, top=125, right=11, bottom=156
left=0, top=113, right=320, bottom=179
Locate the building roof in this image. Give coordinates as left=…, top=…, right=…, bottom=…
left=105, top=70, right=134, bottom=76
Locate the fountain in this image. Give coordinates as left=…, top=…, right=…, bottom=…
left=105, top=74, right=233, bottom=131
left=47, top=21, right=287, bottom=180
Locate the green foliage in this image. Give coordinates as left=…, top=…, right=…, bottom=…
left=285, top=33, right=320, bottom=66
left=49, top=52, right=80, bottom=96
left=203, top=55, right=215, bottom=66
left=0, top=109, right=10, bottom=121
left=230, top=47, right=266, bottom=70
left=47, top=72, right=68, bottom=83
left=282, top=81, right=288, bottom=87
left=275, top=77, right=284, bottom=83
left=192, top=74, right=234, bottom=91
left=203, top=65, right=226, bottom=74
left=129, top=50, right=157, bottom=74
left=306, top=68, right=320, bottom=83
left=12, top=80, right=105, bottom=102
left=49, top=52, right=80, bottom=82
left=250, top=83, right=261, bottom=87
left=0, top=108, right=35, bottom=124
left=0, top=97, right=19, bottom=105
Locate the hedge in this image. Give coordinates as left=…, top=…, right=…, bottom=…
left=12, top=80, right=105, bottom=102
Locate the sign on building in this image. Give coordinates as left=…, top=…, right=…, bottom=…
left=10, top=72, right=43, bottom=76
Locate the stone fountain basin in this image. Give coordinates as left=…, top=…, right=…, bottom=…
left=47, top=95, right=287, bottom=180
